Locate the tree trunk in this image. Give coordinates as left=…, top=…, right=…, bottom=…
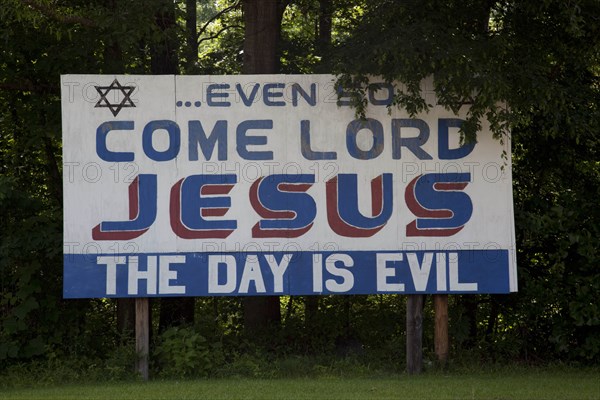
left=185, top=0, right=198, bottom=73
left=243, top=296, right=281, bottom=334
left=150, top=0, right=179, bottom=75
left=461, top=295, right=479, bottom=348
left=304, top=296, right=319, bottom=330
left=135, top=298, right=150, bottom=381
left=117, top=298, right=135, bottom=336
left=317, top=0, right=332, bottom=68
left=242, top=0, right=281, bottom=74
left=241, top=0, right=285, bottom=334
left=159, top=298, right=195, bottom=331
left=406, top=295, right=424, bottom=374
left=434, top=294, right=449, bottom=366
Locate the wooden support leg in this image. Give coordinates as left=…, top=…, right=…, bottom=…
left=406, top=294, right=424, bottom=374
left=135, top=298, right=149, bottom=381
left=434, top=294, right=449, bottom=366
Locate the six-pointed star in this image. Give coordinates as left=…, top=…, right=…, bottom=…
left=94, top=79, right=136, bottom=116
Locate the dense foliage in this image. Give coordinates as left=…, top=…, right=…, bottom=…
left=0, top=0, right=598, bottom=375
left=335, top=0, right=600, bottom=363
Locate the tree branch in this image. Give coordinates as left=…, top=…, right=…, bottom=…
left=197, top=24, right=243, bottom=46
left=196, top=1, right=242, bottom=44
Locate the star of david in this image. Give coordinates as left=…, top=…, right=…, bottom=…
left=94, top=79, right=136, bottom=117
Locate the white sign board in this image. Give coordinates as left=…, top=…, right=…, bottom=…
left=62, top=74, right=517, bottom=298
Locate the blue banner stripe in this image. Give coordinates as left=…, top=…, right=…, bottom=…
left=63, top=250, right=510, bottom=298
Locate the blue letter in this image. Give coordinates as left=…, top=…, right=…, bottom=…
left=406, top=173, right=473, bottom=236
left=368, top=82, right=393, bottom=106
left=236, top=120, right=274, bottom=160
left=337, top=85, right=353, bottom=106
left=438, top=119, right=475, bottom=159
left=251, top=174, right=316, bottom=238
left=292, top=83, right=316, bottom=106
left=189, top=120, right=228, bottom=161
left=96, top=121, right=134, bottom=162
left=207, top=84, right=231, bottom=107
left=170, top=175, right=237, bottom=239
left=326, top=174, right=393, bottom=237
left=142, top=120, right=180, bottom=162
left=92, top=174, right=157, bottom=240
left=264, top=83, right=286, bottom=106
left=346, top=119, right=384, bottom=160
left=300, top=120, right=337, bottom=160
left=391, top=119, right=433, bottom=160
left=236, top=83, right=260, bottom=106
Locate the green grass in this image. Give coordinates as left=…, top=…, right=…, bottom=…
left=1, top=369, right=599, bottom=400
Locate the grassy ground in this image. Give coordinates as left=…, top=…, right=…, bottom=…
left=1, top=368, right=598, bottom=400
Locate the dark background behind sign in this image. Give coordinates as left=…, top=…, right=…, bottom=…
left=1, top=0, right=598, bottom=370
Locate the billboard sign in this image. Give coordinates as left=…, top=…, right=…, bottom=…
left=61, top=75, right=517, bottom=298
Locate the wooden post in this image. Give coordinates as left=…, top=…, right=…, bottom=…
left=406, top=294, right=424, bottom=374
left=135, top=298, right=149, bottom=381
left=434, top=294, right=449, bottom=366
